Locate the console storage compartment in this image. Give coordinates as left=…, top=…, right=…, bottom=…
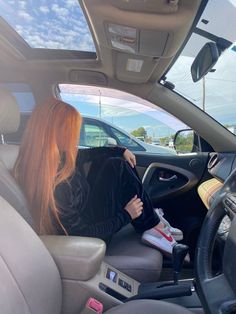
left=41, top=235, right=106, bottom=281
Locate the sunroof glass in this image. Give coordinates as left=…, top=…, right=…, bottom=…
left=0, top=0, right=96, bottom=52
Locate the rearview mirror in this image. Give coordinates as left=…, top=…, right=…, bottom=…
left=191, top=42, right=219, bottom=82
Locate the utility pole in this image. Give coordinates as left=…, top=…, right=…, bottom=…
left=99, top=89, right=102, bottom=118
left=202, top=77, right=206, bottom=112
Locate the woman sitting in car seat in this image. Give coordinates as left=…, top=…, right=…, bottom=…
left=13, top=98, right=182, bottom=256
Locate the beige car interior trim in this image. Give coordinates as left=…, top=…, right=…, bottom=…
left=0, top=145, right=19, bottom=170
left=0, top=195, right=195, bottom=314
left=61, top=262, right=140, bottom=314
left=41, top=235, right=106, bottom=281
left=0, top=89, right=20, bottom=134
left=0, top=196, right=62, bottom=314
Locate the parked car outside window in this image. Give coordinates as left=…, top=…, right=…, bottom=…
left=80, top=116, right=176, bottom=155
left=59, top=85, right=186, bottom=155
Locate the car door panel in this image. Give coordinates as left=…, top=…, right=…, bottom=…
left=136, top=152, right=209, bottom=194
left=142, top=162, right=199, bottom=202
left=135, top=152, right=210, bottom=257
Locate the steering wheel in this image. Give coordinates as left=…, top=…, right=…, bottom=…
left=195, top=168, right=236, bottom=313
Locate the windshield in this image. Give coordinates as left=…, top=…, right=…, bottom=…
left=165, top=0, right=236, bottom=135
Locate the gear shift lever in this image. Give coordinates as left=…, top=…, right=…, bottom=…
left=172, top=244, right=189, bottom=285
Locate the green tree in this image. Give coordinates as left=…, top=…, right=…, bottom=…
left=131, top=127, right=147, bottom=140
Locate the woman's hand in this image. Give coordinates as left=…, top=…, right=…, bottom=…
left=123, top=149, right=136, bottom=168
left=124, top=195, right=143, bottom=220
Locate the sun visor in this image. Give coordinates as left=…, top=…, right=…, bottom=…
left=115, top=52, right=159, bottom=83
left=139, top=29, right=169, bottom=56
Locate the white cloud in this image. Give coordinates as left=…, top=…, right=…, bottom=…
left=3, top=1, right=95, bottom=52
left=15, top=24, right=25, bottom=37
left=18, top=10, right=33, bottom=22
left=39, top=6, right=49, bottom=14
left=228, top=0, right=236, bottom=7
left=51, top=4, right=68, bottom=16
left=19, top=1, right=26, bottom=9
left=65, top=0, right=78, bottom=7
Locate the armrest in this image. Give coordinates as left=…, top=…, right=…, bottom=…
left=40, top=235, right=106, bottom=281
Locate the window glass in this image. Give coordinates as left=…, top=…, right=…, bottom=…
left=0, top=0, right=96, bottom=52
left=164, top=0, right=236, bottom=135
left=82, top=123, right=111, bottom=148
left=110, top=127, right=145, bottom=151
left=59, top=84, right=186, bottom=155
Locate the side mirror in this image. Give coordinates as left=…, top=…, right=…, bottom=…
left=105, top=137, right=118, bottom=146
left=174, top=129, right=195, bottom=154
left=191, top=42, right=219, bottom=82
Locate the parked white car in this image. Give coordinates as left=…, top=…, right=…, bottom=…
left=81, top=116, right=176, bottom=155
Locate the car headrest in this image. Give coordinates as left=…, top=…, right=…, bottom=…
left=0, top=89, right=20, bottom=134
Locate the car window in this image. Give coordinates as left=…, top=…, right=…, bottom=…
left=59, top=84, right=189, bottom=155
left=110, top=127, right=145, bottom=152
left=81, top=122, right=111, bottom=148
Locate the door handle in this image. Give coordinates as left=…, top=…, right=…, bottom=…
left=159, top=174, right=178, bottom=182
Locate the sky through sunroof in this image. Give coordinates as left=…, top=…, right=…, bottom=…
left=0, top=0, right=96, bottom=51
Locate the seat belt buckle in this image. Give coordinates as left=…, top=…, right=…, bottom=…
left=81, top=298, right=103, bottom=314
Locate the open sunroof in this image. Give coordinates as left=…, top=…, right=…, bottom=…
left=0, top=0, right=96, bottom=52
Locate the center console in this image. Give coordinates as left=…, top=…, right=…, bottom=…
left=41, top=235, right=202, bottom=313
left=99, top=263, right=139, bottom=300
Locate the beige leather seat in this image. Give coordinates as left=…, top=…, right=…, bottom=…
left=0, top=88, right=163, bottom=282
left=0, top=196, right=193, bottom=314
left=105, top=225, right=162, bottom=282
left=0, top=90, right=34, bottom=227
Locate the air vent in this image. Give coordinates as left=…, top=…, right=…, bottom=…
left=208, top=153, right=219, bottom=169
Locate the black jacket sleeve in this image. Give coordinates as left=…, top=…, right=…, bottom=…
left=76, top=146, right=126, bottom=168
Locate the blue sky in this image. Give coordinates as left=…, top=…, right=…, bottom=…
left=0, top=0, right=95, bottom=51
left=60, top=90, right=187, bottom=138
left=62, top=98, right=178, bottom=138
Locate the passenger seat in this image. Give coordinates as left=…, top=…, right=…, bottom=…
left=0, top=89, right=163, bottom=282
left=0, top=196, right=192, bottom=314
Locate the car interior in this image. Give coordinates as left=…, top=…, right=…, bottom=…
left=0, top=0, right=236, bottom=313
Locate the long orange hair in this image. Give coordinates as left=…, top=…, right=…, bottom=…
left=13, top=98, right=82, bottom=235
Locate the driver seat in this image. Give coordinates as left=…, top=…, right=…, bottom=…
left=0, top=196, right=193, bottom=314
